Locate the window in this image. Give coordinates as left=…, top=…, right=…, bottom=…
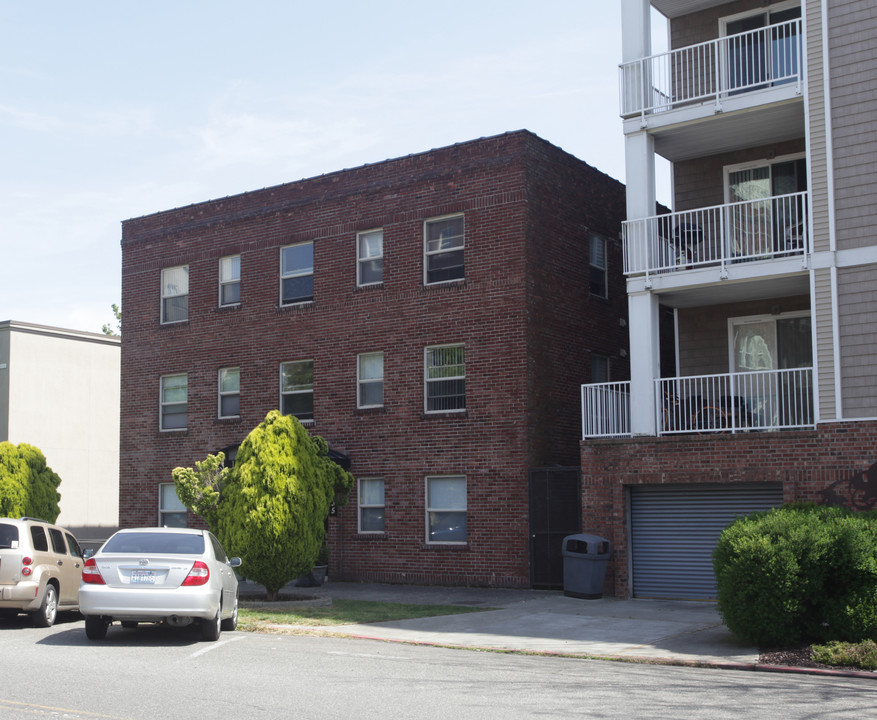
left=218, top=367, right=240, bottom=418
left=161, top=265, right=189, bottom=323
left=425, top=345, right=465, bottom=413
left=48, top=528, right=67, bottom=554
left=590, top=234, right=607, bottom=298
left=357, top=352, right=384, bottom=408
left=30, top=526, right=48, bottom=552
left=65, top=533, right=83, bottom=559
left=281, top=242, right=314, bottom=305
left=219, top=255, right=241, bottom=306
left=159, top=483, right=187, bottom=527
left=722, top=4, right=801, bottom=93
left=426, top=476, right=467, bottom=543
left=280, top=360, right=314, bottom=421
left=357, top=229, right=383, bottom=286
left=160, top=373, right=188, bottom=430
left=591, top=355, right=610, bottom=383
left=425, top=215, right=464, bottom=284
left=358, top=478, right=385, bottom=533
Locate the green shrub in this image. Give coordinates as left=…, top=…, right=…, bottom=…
left=812, top=639, right=877, bottom=671
left=713, top=503, right=877, bottom=647
left=0, top=442, right=61, bottom=522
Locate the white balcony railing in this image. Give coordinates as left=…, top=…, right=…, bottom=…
left=581, top=368, right=814, bottom=439
left=581, top=381, right=631, bottom=438
left=623, top=191, right=808, bottom=277
left=620, top=19, right=802, bottom=118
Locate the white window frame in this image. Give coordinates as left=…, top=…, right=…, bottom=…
left=159, top=483, right=187, bottom=527
left=161, top=265, right=189, bottom=324
left=159, top=373, right=188, bottom=431
left=424, top=214, right=465, bottom=285
left=280, top=360, right=314, bottom=423
left=589, top=234, right=608, bottom=298
left=280, top=241, right=314, bottom=306
left=424, top=344, right=466, bottom=414
left=357, top=352, right=384, bottom=409
left=218, top=367, right=240, bottom=419
left=357, top=229, right=384, bottom=287
left=358, top=477, right=386, bottom=534
left=219, top=255, right=241, bottom=307
left=425, top=475, right=467, bottom=544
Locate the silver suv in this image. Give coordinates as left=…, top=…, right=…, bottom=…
left=0, top=517, right=84, bottom=627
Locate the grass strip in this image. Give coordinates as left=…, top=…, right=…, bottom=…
left=238, top=598, right=492, bottom=628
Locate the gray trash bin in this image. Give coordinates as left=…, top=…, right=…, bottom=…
left=561, top=533, right=611, bottom=599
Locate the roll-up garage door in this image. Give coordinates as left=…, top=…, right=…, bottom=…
left=629, top=483, right=783, bottom=600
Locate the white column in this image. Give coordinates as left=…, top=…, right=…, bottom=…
left=622, top=0, right=660, bottom=435
left=628, top=290, right=661, bottom=435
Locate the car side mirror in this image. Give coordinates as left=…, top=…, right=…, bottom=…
left=83, top=548, right=95, bottom=560
left=229, top=557, right=242, bottom=568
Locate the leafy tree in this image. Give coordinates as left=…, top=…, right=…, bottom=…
left=172, top=410, right=354, bottom=600
left=171, top=452, right=227, bottom=532
left=0, top=442, right=62, bottom=522
left=101, top=303, right=121, bottom=336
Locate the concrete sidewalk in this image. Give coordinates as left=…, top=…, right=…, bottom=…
left=240, top=580, right=758, bottom=667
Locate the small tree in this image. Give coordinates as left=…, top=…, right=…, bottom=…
left=172, top=410, right=354, bottom=600
left=101, top=303, right=121, bottom=336
left=0, top=442, right=61, bottom=522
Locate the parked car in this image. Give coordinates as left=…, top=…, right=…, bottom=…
left=0, top=516, right=85, bottom=627
left=79, top=527, right=241, bottom=641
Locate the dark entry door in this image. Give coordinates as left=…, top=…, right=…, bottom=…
left=529, top=467, right=581, bottom=589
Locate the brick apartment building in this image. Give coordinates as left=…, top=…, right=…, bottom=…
left=120, top=130, right=628, bottom=588
left=580, top=0, right=877, bottom=599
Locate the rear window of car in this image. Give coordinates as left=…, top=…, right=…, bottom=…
left=31, top=526, right=49, bottom=552
left=102, top=532, right=205, bottom=555
left=0, top=523, right=19, bottom=549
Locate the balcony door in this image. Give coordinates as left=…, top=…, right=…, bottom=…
left=729, top=313, right=812, bottom=428
left=725, top=155, right=807, bottom=258
left=722, top=4, right=801, bottom=93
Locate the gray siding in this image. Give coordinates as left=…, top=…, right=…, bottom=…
left=838, top=265, right=877, bottom=417
left=828, top=0, right=877, bottom=251
left=813, top=267, right=836, bottom=420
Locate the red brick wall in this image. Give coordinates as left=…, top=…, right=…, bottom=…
left=580, top=421, right=877, bottom=597
left=120, top=131, right=628, bottom=587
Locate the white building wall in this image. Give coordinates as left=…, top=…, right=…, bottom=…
left=1, top=322, right=120, bottom=534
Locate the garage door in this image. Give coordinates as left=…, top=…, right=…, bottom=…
left=629, top=483, right=783, bottom=600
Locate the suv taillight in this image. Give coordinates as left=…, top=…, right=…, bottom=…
left=182, top=561, right=210, bottom=586
left=21, top=556, right=33, bottom=576
left=81, top=557, right=106, bottom=585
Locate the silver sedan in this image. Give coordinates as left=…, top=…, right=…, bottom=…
left=79, top=527, right=241, bottom=641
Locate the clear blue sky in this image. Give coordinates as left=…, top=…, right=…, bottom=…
left=1, top=1, right=667, bottom=333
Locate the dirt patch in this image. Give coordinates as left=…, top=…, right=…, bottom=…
left=759, top=645, right=875, bottom=673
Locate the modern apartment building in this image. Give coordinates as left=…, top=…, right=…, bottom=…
left=119, top=131, right=628, bottom=589
left=0, top=321, right=120, bottom=543
left=579, top=0, right=877, bottom=599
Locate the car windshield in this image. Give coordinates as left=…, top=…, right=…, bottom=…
left=0, top=523, right=19, bottom=549
left=102, top=532, right=205, bottom=555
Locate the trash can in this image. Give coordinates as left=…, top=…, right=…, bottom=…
left=561, top=533, right=611, bottom=599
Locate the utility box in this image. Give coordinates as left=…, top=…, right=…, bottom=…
left=561, top=533, right=611, bottom=599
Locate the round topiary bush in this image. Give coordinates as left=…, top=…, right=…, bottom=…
left=713, top=503, right=877, bottom=647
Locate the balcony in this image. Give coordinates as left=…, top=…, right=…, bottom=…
left=582, top=368, right=814, bottom=439
left=620, top=19, right=804, bottom=160
left=621, top=19, right=801, bottom=118
left=623, top=191, right=808, bottom=279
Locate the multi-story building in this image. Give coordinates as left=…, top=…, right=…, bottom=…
left=0, top=321, right=120, bottom=544
left=580, top=0, right=877, bottom=599
left=119, top=131, right=628, bottom=588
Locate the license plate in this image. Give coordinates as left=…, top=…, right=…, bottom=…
left=130, top=570, right=155, bottom=584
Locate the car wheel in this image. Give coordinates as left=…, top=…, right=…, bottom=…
left=31, top=584, right=58, bottom=628
left=121, top=621, right=138, bottom=629
left=84, top=615, right=109, bottom=640
left=200, top=606, right=221, bottom=641
left=221, top=592, right=238, bottom=632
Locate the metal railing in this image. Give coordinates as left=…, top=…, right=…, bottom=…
left=620, top=18, right=802, bottom=118
left=658, top=368, right=814, bottom=434
left=623, top=191, right=808, bottom=277
left=581, top=368, right=814, bottom=439
left=581, top=381, right=631, bottom=438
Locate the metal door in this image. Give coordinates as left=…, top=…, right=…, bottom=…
left=529, top=468, right=581, bottom=589
left=629, top=483, right=783, bottom=600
